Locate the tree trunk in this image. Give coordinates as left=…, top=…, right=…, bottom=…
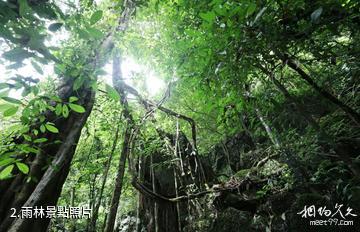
left=104, top=127, right=130, bottom=232
left=151, top=154, right=159, bottom=232
left=104, top=52, right=134, bottom=232
left=90, top=124, right=121, bottom=232
left=0, top=84, right=95, bottom=232
left=255, top=108, right=280, bottom=148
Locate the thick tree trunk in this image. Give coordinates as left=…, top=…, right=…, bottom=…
left=0, top=83, right=95, bottom=232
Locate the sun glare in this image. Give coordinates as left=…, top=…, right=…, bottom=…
left=0, top=52, right=164, bottom=99
left=103, top=57, right=165, bottom=97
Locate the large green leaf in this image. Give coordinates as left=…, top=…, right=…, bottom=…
left=90, top=10, right=103, bottom=25
left=40, top=124, right=46, bottom=133
left=0, top=158, right=15, bottom=167
left=45, top=123, right=59, bottom=133
left=247, top=3, right=257, bottom=16
left=3, top=106, right=19, bottom=117
left=105, top=84, right=120, bottom=101
left=55, top=103, right=62, bottom=116
left=19, top=0, right=30, bottom=17
left=16, top=162, right=29, bottom=174
left=68, top=103, right=86, bottom=113
left=78, top=29, right=90, bottom=39
left=20, top=145, right=39, bottom=154
left=1, top=97, right=22, bottom=105
left=73, top=76, right=84, bottom=90
left=0, top=165, right=14, bottom=180
left=199, top=11, right=216, bottom=23
left=87, top=27, right=103, bottom=39
left=0, top=103, right=12, bottom=112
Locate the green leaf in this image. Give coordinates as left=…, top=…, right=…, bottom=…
left=45, top=123, right=59, bottom=133
left=69, top=96, right=78, bottom=103
left=21, top=145, right=38, bottom=154
left=31, top=86, right=39, bottom=96
left=55, top=103, right=62, bottom=116
left=68, top=103, right=85, bottom=113
left=87, top=27, right=103, bottom=39
left=0, top=103, right=12, bottom=112
left=40, top=124, right=46, bottom=133
left=19, top=0, right=30, bottom=17
left=105, top=84, right=120, bottom=101
left=54, top=63, right=66, bottom=74
left=62, top=105, right=69, bottom=118
left=247, top=3, right=257, bottom=16
left=48, top=22, right=63, bottom=32
left=199, top=11, right=216, bottom=23
left=90, top=10, right=103, bottom=25
left=0, top=164, right=14, bottom=180
left=20, top=116, right=29, bottom=125
left=23, top=134, right=32, bottom=142
left=0, top=158, right=15, bottom=167
left=51, top=95, right=62, bottom=102
left=34, top=138, right=48, bottom=143
left=16, top=162, right=29, bottom=174
left=90, top=81, right=98, bottom=90
left=47, top=104, right=55, bottom=111
left=78, top=29, right=90, bottom=39
left=73, top=76, right=84, bottom=90
left=62, top=104, right=69, bottom=118
left=69, top=68, right=80, bottom=77
left=0, top=165, right=14, bottom=180
left=3, top=106, right=19, bottom=117
left=214, top=4, right=227, bottom=16
left=1, top=97, right=22, bottom=104
left=31, top=61, right=44, bottom=74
